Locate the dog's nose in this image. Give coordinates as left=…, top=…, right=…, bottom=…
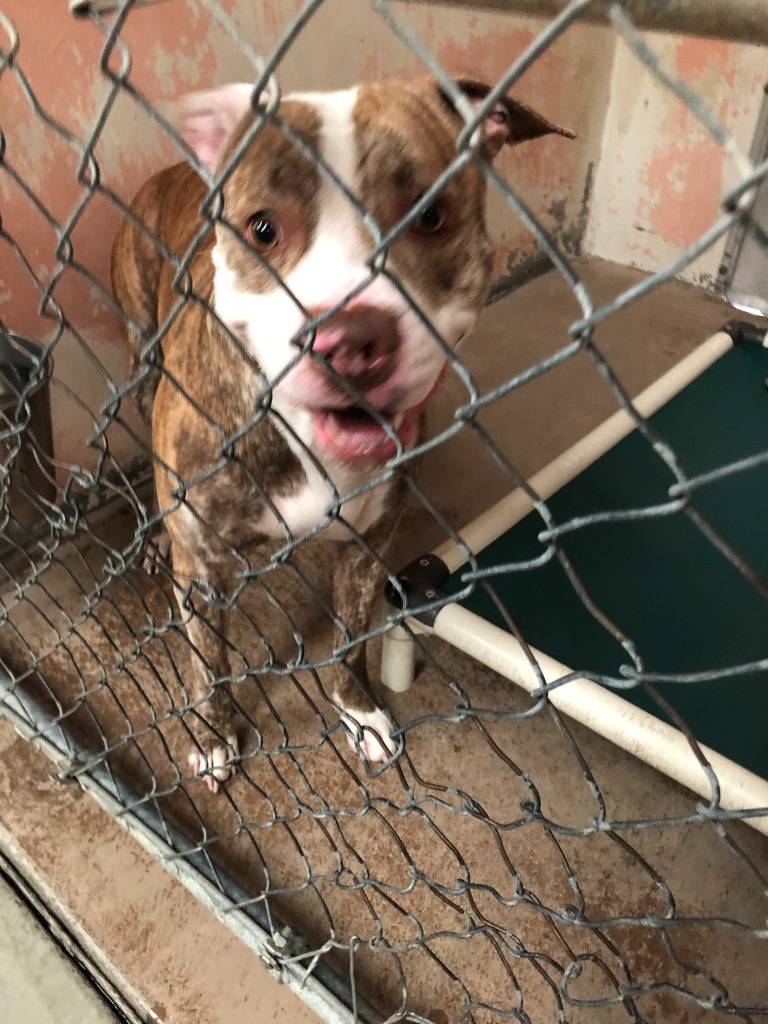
left=308, top=306, right=399, bottom=391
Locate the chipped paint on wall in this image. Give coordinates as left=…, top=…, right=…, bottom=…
left=430, top=14, right=613, bottom=266
left=674, top=36, right=736, bottom=90
left=585, top=33, right=767, bottom=285
left=642, top=104, right=724, bottom=251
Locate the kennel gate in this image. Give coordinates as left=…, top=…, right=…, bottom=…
left=1, top=1, right=768, bottom=1022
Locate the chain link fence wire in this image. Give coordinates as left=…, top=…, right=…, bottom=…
left=1, top=1, right=768, bottom=1021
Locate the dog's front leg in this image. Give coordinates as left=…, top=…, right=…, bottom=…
left=332, top=540, right=398, bottom=764
left=331, top=490, right=407, bottom=764
left=171, top=542, right=240, bottom=792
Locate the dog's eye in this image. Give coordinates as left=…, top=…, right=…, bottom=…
left=415, top=203, right=445, bottom=235
left=246, top=213, right=279, bottom=249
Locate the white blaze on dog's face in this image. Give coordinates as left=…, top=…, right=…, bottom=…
left=179, top=77, right=571, bottom=467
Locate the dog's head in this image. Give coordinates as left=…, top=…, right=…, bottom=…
left=179, top=76, right=572, bottom=466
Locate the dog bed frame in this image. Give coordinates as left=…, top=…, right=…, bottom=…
left=381, top=321, right=768, bottom=836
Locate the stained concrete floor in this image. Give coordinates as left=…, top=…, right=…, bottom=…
left=1, top=256, right=767, bottom=1023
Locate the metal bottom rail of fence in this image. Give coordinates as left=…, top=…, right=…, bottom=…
left=0, top=674, right=382, bottom=1024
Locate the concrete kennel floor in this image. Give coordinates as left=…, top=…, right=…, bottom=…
left=1, top=256, right=767, bottom=1023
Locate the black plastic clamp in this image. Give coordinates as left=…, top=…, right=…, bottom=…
left=722, top=319, right=768, bottom=346
left=384, top=552, right=451, bottom=627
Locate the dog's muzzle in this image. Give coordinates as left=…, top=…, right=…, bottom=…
left=299, top=304, right=442, bottom=466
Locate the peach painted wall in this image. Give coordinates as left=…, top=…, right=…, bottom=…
left=0, top=0, right=610, bottom=477
left=585, top=33, right=767, bottom=287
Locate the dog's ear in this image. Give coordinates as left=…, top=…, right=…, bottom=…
left=443, top=76, right=575, bottom=159
left=176, top=84, right=257, bottom=173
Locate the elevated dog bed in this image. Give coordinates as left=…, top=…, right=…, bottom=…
left=383, top=322, right=768, bottom=834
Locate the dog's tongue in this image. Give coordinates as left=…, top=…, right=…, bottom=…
left=314, top=367, right=448, bottom=466
left=315, top=407, right=413, bottom=464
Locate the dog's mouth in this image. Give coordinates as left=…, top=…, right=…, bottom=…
left=308, top=364, right=448, bottom=466
left=313, top=405, right=419, bottom=465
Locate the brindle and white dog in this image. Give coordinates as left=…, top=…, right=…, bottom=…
left=112, top=75, right=570, bottom=790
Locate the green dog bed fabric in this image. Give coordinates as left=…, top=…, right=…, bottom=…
left=445, top=342, right=768, bottom=780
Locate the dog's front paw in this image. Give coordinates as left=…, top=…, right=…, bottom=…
left=340, top=707, right=398, bottom=764
left=187, top=734, right=239, bottom=793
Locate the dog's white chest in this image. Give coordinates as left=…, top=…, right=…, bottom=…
left=259, top=465, right=390, bottom=542
left=256, top=408, right=393, bottom=543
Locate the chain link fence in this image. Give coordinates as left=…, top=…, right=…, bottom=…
left=1, top=1, right=767, bottom=1021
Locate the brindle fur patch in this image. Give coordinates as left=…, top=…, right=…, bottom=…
left=353, top=79, right=495, bottom=311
